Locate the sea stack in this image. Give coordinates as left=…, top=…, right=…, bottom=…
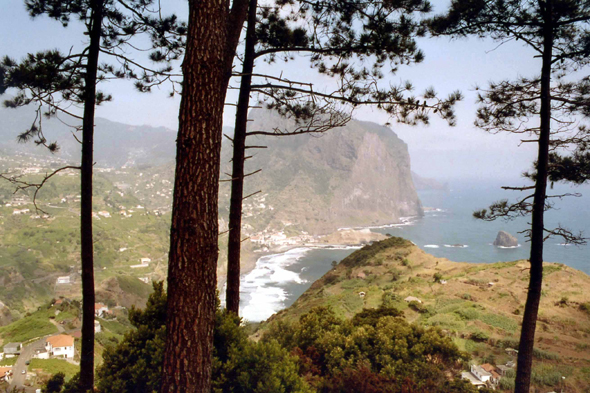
left=494, top=231, right=518, bottom=247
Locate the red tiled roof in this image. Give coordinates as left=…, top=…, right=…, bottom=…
left=47, top=334, right=74, bottom=348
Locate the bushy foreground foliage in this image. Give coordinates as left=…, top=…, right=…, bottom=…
left=94, top=282, right=310, bottom=393
left=43, top=283, right=478, bottom=393
left=263, top=306, right=477, bottom=392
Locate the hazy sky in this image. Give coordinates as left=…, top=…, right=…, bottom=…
left=0, top=0, right=544, bottom=181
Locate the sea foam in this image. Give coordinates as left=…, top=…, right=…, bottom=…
left=240, top=248, right=310, bottom=322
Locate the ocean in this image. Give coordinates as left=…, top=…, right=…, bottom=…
left=239, top=180, right=590, bottom=322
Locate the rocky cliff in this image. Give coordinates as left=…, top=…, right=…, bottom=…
left=220, top=109, right=423, bottom=235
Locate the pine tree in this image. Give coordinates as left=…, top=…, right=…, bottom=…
left=0, top=2, right=183, bottom=390
left=428, top=2, right=590, bottom=391
left=160, top=1, right=249, bottom=391
left=225, top=0, right=463, bottom=315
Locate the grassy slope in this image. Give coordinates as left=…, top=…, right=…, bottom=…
left=29, top=359, right=79, bottom=380
left=0, top=307, right=58, bottom=343
left=261, top=237, right=590, bottom=392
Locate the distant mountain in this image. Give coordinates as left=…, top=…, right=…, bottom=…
left=411, top=171, right=449, bottom=191
left=0, top=103, right=177, bottom=167
left=219, top=109, right=423, bottom=235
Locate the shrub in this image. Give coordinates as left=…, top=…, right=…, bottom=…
left=499, top=377, right=515, bottom=390
left=533, top=348, right=559, bottom=360
left=433, top=273, right=443, bottom=283
left=455, top=308, right=480, bottom=321
left=471, top=331, right=489, bottom=342
left=381, top=292, right=401, bottom=308
left=409, top=300, right=428, bottom=313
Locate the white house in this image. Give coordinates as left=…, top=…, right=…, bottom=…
left=56, top=276, right=71, bottom=285
left=45, top=335, right=75, bottom=359
left=0, top=367, right=13, bottom=383
left=140, top=258, right=151, bottom=264
left=94, top=320, right=101, bottom=333
left=95, top=303, right=109, bottom=317
left=470, top=364, right=491, bottom=382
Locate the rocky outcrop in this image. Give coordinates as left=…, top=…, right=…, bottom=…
left=494, top=231, right=519, bottom=247
left=221, top=109, right=423, bottom=235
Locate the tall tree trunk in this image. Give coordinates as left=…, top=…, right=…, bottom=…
left=161, top=1, right=229, bottom=391
left=80, top=0, right=104, bottom=390
left=226, top=0, right=258, bottom=315
left=515, top=2, right=553, bottom=392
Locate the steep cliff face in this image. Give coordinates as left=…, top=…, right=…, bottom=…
left=222, top=109, right=423, bottom=235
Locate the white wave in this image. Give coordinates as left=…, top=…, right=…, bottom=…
left=497, top=244, right=521, bottom=249
left=425, top=208, right=446, bottom=214
left=424, top=244, right=440, bottom=248
left=241, top=286, right=287, bottom=322
left=240, top=247, right=311, bottom=322
left=444, top=244, right=469, bottom=248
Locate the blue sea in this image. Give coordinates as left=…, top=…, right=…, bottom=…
left=239, top=180, right=590, bottom=322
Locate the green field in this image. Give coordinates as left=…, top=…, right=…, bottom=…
left=29, top=359, right=79, bottom=380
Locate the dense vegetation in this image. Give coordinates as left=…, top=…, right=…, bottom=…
left=36, top=282, right=480, bottom=393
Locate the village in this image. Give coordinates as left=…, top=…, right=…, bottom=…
left=0, top=300, right=118, bottom=391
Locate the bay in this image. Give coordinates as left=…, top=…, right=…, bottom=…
left=240, top=180, right=590, bottom=322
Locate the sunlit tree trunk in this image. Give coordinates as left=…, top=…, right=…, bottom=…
left=161, top=1, right=228, bottom=391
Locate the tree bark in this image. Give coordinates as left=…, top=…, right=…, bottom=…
left=515, top=1, right=553, bottom=392
left=80, top=0, right=104, bottom=390
left=226, top=0, right=258, bottom=316
left=161, top=1, right=230, bottom=391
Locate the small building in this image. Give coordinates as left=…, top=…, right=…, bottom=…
left=140, top=258, right=151, bottom=264
left=0, top=367, right=13, bottom=383
left=470, top=364, right=491, bottom=383
left=94, top=320, right=101, bottom=333
left=95, top=303, right=109, bottom=317
left=505, top=348, right=519, bottom=357
left=3, top=343, right=21, bottom=358
left=480, top=363, right=501, bottom=385
left=98, top=211, right=111, bottom=218
left=460, top=371, right=486, bottom=389
left=139, top=277, right=149, bottom=284
left=46, top=335, right=75, bottom=359
left=56, top=276, right=71, bottom=285
left=404, top=296, right=422, bottom=303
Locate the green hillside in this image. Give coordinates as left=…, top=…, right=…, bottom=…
left=259, top=237, right=590, bottom=392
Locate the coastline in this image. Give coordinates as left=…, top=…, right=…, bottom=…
left=218, top=227, right=389, bottom=289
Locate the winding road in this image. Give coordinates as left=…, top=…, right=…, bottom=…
left=9, top=337, right=45, bottom=391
